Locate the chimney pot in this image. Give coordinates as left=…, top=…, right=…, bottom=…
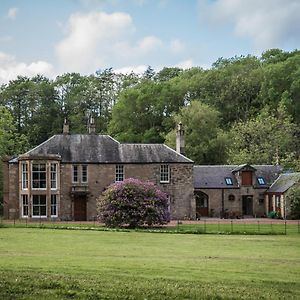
left=88, top=115, right=96, bottom=134
left=176, top=122, right=185, bottom=155
left=63, top=118, right=69, bottom=134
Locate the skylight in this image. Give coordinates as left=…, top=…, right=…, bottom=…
left=257, top=177, right=265, bottom=185
left=225, top=177, right=233, bottom=185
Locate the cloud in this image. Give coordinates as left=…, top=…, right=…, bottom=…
left=0, top=52, right=55, bottom=84
left=55, top=11, right=135, bottom=72
left=198, top=0, right=300, bottom=49
left=55, top=11, right=170, bottom=74
left=176, top=59, right=194, bottom=69
left=114, top=64, right=148, bottom=74
left=7, top=7, right=18, bottom=20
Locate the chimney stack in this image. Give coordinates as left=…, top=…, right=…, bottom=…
left=176, top=122, right=185, bottom=155
left=63, top=118, right=69, bottom=134
left=88, top=115, right=96, bottom=134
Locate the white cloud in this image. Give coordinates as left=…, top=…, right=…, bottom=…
left=7, top=7, right=18, bottom=20
left=198, top=0, right=300, bottom=49
left=176, top=59, right=194, bottom=69
left=0, top=52, right=55, bottom=84
left=55, top=11, right=135, bottom=72
left=114, top=64, right=148, bottom=74
left=137, top=36, right=163, bottom=52
left=55, top=11, right=170, bottom=74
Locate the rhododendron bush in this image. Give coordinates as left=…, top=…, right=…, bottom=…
left=97, top=178, right=170, bottom=228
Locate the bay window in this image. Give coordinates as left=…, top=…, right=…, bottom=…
left=51, top=195, right=58, bottom=217
left=50, top=163, right=57, bottom=189
left=32, top=163, right=46, bottom=189
left=22, top=162, right=28, bottom=190
left=22, top=195, right=29, bottom=217
left=32, top=195, right=47, bottom=217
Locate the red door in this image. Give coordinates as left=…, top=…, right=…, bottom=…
left=74, top=196, right=87, bottom=221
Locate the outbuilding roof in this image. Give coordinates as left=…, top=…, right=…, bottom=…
left=267, top=172, right=300, bottom=194
left=11, top=134, right=193, bottom=164
left=194, top=165, right=282, bottom=189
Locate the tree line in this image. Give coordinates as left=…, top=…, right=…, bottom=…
left=1, top=48, right=300, bottom=191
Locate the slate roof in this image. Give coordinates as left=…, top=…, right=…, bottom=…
left=11, top=134, right=193, bottom=164
left=267, top=172, right=300, bottom=193
left=194, top=165, right=282, bottom=189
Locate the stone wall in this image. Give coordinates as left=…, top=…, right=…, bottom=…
left=60, top=163, right=195, bottom=221
left=5, top=161, right=195, bottom=220
left=197, top=187, right=267, bottom=218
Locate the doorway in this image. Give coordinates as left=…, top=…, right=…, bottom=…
left=73, top=196, right=87, bottom=221
left=195, top=191, right=209, bottom=218
left=242, top=195, right=253, bottom=215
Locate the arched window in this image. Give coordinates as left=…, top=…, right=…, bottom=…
left=228, top=194, right=235, bottom=201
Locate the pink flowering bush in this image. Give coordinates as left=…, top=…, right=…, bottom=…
left=97, top=178, right=170, bottom=228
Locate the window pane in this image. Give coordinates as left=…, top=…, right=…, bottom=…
left=160, top=165, right=169, bottom=182
left=82, top=165, right=88, bottom=183
left=40, top=196, right=46, bottom=205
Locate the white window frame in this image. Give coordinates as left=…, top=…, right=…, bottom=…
left=81, top=165, right=88, bottom=183
left=31, top=163, right=47, bottom=190
left=21, top=162, right=28, bottom=190
left=72, top=165, right=79, bottom=183
left=32, top=195, right=47, bottom=218
left=160, top=164, right=170, bottom=183
left=115, top=165, right=124, bottom=182
left=51, top=194, right=58, bottom=218
left=21, top=194, right=29, bottom=218
left=50, top=163, right=58, bottom=190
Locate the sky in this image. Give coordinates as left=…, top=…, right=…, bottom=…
left=0, top=0, right=300, bottom=83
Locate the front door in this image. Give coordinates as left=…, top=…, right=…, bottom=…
left=242, top=195, right=253, bottom=215
left=74, top=196, right=87, bottom=221
left=195, top=191, right=209, bottom=218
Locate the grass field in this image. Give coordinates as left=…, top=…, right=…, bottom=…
left=0, top=228, right=300, bottom=299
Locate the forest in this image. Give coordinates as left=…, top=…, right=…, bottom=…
left=1, top=48, right=300, bottom=203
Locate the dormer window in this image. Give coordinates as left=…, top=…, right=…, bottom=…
left=257, top=177, right=265, bottom=185
left=225, top=177, right=233, bottom=185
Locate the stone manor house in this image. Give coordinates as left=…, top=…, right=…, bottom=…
left=3, top=120, right=298, bottom=221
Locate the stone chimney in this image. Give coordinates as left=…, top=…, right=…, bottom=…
left=176, top=122, right=185, bottom=155
left=63, top=118, right=69, bottom=134
left=88, top=115, right=96, bottom=134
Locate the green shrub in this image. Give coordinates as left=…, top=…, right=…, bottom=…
left=97, top=178, right=170, bottom=228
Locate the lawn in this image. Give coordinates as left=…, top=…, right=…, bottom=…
left=0, top=228, right=300, bottom=299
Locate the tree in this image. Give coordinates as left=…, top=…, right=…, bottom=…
left=0, top=106, right=28, bottom=213
left=108, top=79, right=188, bottom=143
left=286, top=184, right=300, bottom=219
left=97, top=178, right=170, bottom=228
left=227, top=105, right=299, bottom=167
left=165, top=101, right=228, bottom=164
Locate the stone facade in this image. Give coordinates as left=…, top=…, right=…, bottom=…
left=197, top=187, right=266, bottom=218
left=3, top=157, right=195, bottom=221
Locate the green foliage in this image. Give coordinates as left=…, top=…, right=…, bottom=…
left=227, top=105, right=299, bottom=167
left=0, top=49, right=300, bottom=169
left=286, top=184, right=300, bottom=219
left=165, top=101, right=228, bottom=164
left=97, top=178, right=170, bottom=228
